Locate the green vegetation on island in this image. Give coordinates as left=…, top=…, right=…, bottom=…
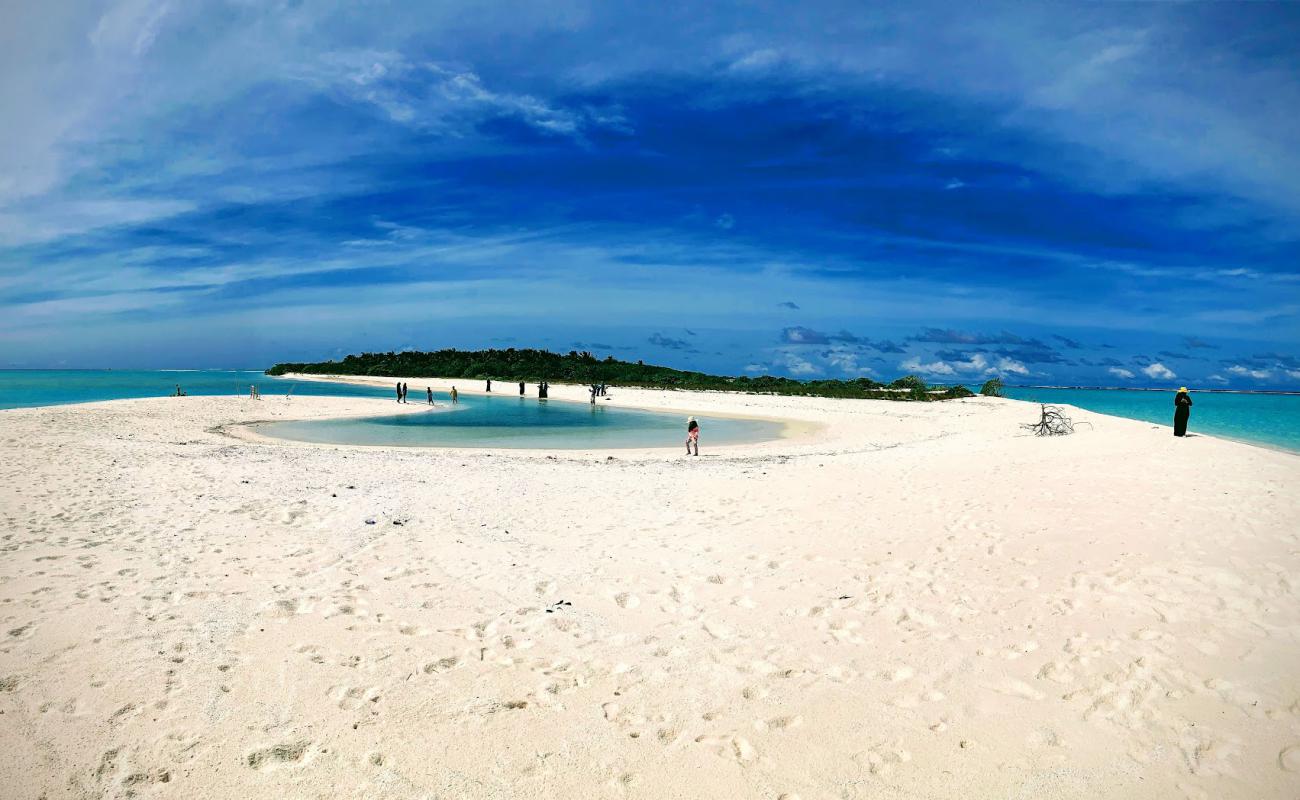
left=267, top=349, right=974, bottom=401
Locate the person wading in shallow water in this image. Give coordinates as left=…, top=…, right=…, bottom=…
left=1173, top=387, right=1193, bottom=437
left=426, top=386, right=433, bottom=405
left=450, top=386, right=458, bottom=404
left=686, top=416, right=700, bottom=456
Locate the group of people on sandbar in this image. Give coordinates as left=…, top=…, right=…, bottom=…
left=396, top=382, right=457, bottom=405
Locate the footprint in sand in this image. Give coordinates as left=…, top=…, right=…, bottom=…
left=1278, top=744, right=1300, bottom=772
left=614, top=592, right=640, bottom=609
left=1036, top=660, right=1075, bottom=684
left=262, top=598, right=310, bottom=617
left=423, top=655, right=460, bottom=674
left=7, top=622, right=35, bottom=639
left=694, top=734, right=758, bottom=764
left=245, top=741, right=313, bottom=771
left=121, top=769, right=171, bottom=787
left=754, top=715, right=803, bottom=731
left=331, top=685, right=380, bottom=710
left=855, top=742, right=912, bottom=776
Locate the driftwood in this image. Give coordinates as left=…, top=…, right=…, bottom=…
left=1021, top=403, right=1088, bottom=436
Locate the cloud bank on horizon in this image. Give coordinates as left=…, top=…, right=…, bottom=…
left=1, top=1, right=1298, bottom=387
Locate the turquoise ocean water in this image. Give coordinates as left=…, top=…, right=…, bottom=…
left=0, top=369, right=393, bottom=408
left=0, top=371, right=1295, bottom=452
left=0, top=370, right=782, bottom=449
left=1002, top=386, right=1300, bottom=453
left=258, top=398, right=786, bottom=449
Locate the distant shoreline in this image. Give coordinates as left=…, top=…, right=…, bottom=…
left=1008, top=385, right=1300, bottom=396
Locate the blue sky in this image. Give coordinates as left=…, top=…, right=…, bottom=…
left=2, top=1, right=1298, bottom=387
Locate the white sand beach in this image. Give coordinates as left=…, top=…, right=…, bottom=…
left=2, top=382, right=1298, bottom=799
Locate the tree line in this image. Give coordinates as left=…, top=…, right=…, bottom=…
left=266, top=348, right=974, bottom=401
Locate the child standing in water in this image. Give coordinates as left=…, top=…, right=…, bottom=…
left=686, top=416, right=699, bottom=456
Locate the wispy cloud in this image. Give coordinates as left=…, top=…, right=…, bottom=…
left=1227, top=364, right=1273, bottom=380
left=0, top=2, right=1296, bottom=381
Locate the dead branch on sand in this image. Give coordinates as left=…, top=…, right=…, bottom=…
left=1021, top=403, right=1090, bottom=436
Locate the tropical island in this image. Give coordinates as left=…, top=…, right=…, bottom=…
left=267, top=348, right=978, bottom=401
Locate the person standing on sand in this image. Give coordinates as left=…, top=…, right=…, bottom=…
left=686, top=416, right=699, bottom=456
left=426, top=386, right=433, bottom=405
left=486, top=379, right=492, bottom=392
left=396, top=382, right=402, bottom=403
left=519, top=381, right=525, bottom=396
left=1174, top=387, right=1193, bottom=437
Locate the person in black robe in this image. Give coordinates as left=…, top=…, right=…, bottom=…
left=1173, top=387, right=1192, bottom=436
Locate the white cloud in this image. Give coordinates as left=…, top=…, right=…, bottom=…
left=1142, top=362, right=1176, bottom=380
left=781, top=351, right=819, bottom=375
left=1107, top=366, right=1135, bottom=379
left=900, top=356, right=955, bottom=376
left=1227, top=365, right=1272, bottom=380
left=822, top=346, right=875, bottom=376
left=1287, top=370, right=1300, bottom=381
left=1207, top=373, right=1228, bottom=383
left=901, top=352, right=1026, bottom=378
left=994, top=357, right=1029, bottom=376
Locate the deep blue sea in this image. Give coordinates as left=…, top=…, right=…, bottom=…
left=1003, top=386, right=1300, bottom=453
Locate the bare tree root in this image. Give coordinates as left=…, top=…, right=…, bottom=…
left=1021, top=403, right=1090, bottom=436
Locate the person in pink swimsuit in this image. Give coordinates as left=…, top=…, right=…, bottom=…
left=686, top=416, right=699, bottom=456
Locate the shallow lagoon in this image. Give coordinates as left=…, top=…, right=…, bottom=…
left=256, top=393, right=789, bottom=449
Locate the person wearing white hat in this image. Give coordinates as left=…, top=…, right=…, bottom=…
left=686, top=416, right=700, bottom=456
